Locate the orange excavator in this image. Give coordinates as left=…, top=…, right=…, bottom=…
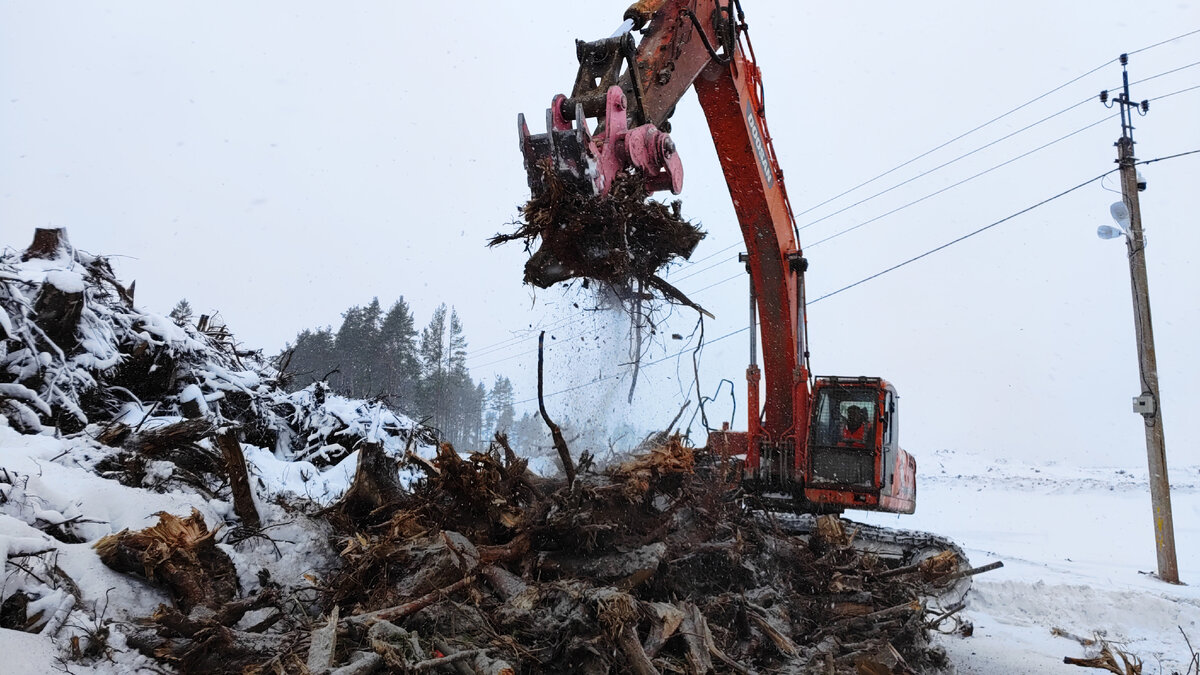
left=518, top=0, right=918, bottom=519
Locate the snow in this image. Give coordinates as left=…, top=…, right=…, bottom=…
left=0, top=415, right=345, bottom=672
left=177, top=382, right=209, bottom=415
left=859, top=448, right=1200, bottom=672
left=43, top=269, right=85, bottom=293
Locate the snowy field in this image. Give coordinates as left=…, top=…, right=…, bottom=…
left=860, top=448, right=1200, bottom=673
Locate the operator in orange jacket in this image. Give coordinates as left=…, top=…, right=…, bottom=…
left=841, top=405, right=869, bottom=443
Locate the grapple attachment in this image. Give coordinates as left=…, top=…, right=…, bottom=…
left=519, top=84, right=683, bottom=199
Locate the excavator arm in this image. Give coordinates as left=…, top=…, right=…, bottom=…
left=520, top=1, right=917, bottom=516
left=519, top=0, right=811, bottom=476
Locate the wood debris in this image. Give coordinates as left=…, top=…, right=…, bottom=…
left=249, top=434, right=964, bottom=673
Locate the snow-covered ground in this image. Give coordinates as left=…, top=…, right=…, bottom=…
left=3, top=416, right=1197, bottom=672
left=860, top=448, right=1200, bottom=673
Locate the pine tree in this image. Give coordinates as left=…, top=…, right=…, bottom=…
left=488, top=375, right=516, bottom=437
left=470, top=381, right=487, bottom=448
left=333, top=299, right=383, bottom=397
left=378, top=297, right=419, bottom=413
left=510, top=411, right=548, bottom=456
left=168, top=299, right=193, bottom=327
left=282, top=327, right=336, bottom=391
left=417, top=304, right=449, bottom=431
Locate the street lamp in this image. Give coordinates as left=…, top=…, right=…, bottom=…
left=1097, top=201, right=1131, bottom=240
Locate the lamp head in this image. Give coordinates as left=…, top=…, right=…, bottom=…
left=1110, top=201, right=1131, bottom=230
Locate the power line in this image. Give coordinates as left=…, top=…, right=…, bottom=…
left=790, top=61, right=1115, bottom=220
left=1127, top=27, right=1200, bottom=55
left=466, top=313, right=584, bottom=362
left=690, top=270, right=743, bottom=295
left=1148, top=82, right=1200, bottom=102
left=787, top=27, right=1198, bottom=221
left=1130, top=59, right=1200, bottom=87
left=804, top=113, right=1117, bottom=248
left=808, top=171, right=1114, bottom=303
left=668, top=250, right=739, bottom=283
left=798, top=62, right=1198, bottom=236
left=797, top=95, right=1101, bottom=233
left=1137, top=147, right=1200, bottom=166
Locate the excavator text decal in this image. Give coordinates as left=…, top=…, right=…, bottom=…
left=745, top=102, right=774, bottom=189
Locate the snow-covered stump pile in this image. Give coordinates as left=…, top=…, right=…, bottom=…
left=289, top=434, right=961, bottom=674
left=0, top=228, right=434, bottom=461
left=0, top=229, right=440, bottom=671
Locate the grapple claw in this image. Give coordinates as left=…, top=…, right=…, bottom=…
left=518, top=85, right=683, bottom=199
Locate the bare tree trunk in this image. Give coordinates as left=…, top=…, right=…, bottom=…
left=215, top=430, right=261, bottom=530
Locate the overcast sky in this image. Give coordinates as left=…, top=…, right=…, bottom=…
left=2, top=1, right=1197, bottom=469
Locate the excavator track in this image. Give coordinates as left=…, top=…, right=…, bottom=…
left=758, top=512, right=973, bottom=608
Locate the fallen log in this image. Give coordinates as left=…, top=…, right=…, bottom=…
left=347, top=575, right=476, bottom=626
left=125, top=623, right=289, bottom=674
left=94, top=509, right=238, bottom=613
left=118, top=417, right=213, bottom=456
left=481, top=564, right=528, bottom=602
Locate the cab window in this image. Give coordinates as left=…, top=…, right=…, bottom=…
left=812, top=388, right=877, bottom=447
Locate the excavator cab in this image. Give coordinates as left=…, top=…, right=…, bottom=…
left=804, top=377, right=915, bottom=514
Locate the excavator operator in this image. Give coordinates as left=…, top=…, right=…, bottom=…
left=841, top=405, right=869, bottom=443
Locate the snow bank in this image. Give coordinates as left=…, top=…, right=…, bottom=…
left=861, top=448, right=1200, bottom=673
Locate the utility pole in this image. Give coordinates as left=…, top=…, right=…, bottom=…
left=1100, top=54, right=1179, bottom=583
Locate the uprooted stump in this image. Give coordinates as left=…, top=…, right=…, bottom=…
left=94, top=509, right=238, bottom=613
left=490, top=162, right=707, bottom=314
